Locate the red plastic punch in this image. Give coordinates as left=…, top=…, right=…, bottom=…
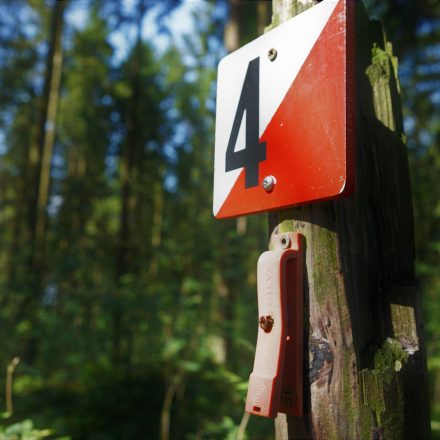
left=245, top=232, right=304, bottom=418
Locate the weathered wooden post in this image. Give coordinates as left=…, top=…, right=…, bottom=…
left=266, top=0, right=431, bottom=438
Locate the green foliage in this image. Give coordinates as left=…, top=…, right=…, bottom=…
left=0, top=416, right=55, bottom=440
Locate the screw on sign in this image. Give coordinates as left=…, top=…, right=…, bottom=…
left=213, top=0, right=354, bottom=219
left=262, top=175, right=275, bottom=192
left=267, top=48, right=277, bottom=61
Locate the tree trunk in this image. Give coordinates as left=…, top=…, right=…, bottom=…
left=269, top=1, right=431, bottom=439
left=148, top=171, right=165, bottom=278
left=17, top=0, right=67, bottom=362
left=113, top=3, right=146, bottom=366
left=29, top=0, right=67, bottom=273
left=221, top=0, right=242, bottom=368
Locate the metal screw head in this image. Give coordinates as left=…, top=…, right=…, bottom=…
left=268, top=48, right=277, bottom=61
left=259, top=315, right=274, bottom=333
left=280, top=234, right=291, bottom=249
left=262, top=175, right=275, bottom=192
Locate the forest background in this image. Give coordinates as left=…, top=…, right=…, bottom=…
left=0, top=0, right=438, bottom=439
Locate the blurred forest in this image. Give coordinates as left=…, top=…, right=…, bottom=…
left=0, top=0, right=438, bottom=439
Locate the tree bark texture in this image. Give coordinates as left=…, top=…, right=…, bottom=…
left=268, top=1, right=431, bottom=439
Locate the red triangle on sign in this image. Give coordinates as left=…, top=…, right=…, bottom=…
left=217, top=0, right=354, bottom=218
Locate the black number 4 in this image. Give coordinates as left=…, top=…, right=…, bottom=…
left=225, top=57, right=266, bottom=188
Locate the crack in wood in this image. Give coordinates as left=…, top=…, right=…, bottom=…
left=309, top=339, right=333, bottom=385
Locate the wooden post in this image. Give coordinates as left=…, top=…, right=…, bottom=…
left=268, top=1, right=431, bottom=438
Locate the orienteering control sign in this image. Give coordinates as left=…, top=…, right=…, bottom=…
left=213, top=0, right=354, bottom=218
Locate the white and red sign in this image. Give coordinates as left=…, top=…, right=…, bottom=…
left=213, top=0, right=354, bottom=219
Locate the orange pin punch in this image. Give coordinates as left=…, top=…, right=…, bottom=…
left=245, top=233, right=304, bottom=418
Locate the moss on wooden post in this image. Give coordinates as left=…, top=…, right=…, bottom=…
left=360, top=338, right=408, bottom=440
left=268, top=0, right=431, bottom=438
